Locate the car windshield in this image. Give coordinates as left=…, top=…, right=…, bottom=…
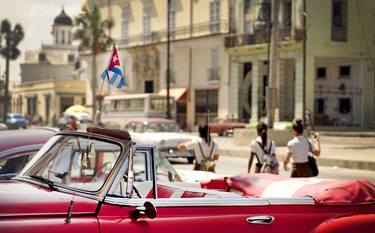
left=19, top=134, right=123, bottom=192
left=145, top=122, right=179, bottom=132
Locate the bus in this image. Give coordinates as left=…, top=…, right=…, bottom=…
left=101, top=93, right=176, bottom=129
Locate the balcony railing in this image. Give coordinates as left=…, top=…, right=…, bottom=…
left=118, top=20, right=228, bottom=48
left=207, top=68, right=220, bottom=80
left=225, top=28, right=304, bottom=48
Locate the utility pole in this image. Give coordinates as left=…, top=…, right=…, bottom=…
left=267, top=0, right=280, bottom=128
left=302, top=0, right=307, bottom=117
left=3, top=35, right=10, bottom=123
left=166, top=0, right=171, bottom=119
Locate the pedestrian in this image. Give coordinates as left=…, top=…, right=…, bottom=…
left=67, top=115, right=78, bottom=131
left=95, top=110, right=104, bottom=128
left=304, top=110, right=314, bottom=130
left=248, top=122, right=279, bottom=174
left=178, top=124, right=219, bottom=172
left=283, top=118, right=321, bottom=177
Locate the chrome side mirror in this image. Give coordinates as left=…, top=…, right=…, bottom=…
left=130, top=201, right=157, bottom=220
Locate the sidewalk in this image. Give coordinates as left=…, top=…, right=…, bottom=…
left=214, top=135, right=375, bottom=171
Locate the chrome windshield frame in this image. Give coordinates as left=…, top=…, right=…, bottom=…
left=16, top=131, right=132, bottom=199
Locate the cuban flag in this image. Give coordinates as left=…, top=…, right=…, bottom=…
left=101, top=45, right=125, bottom=89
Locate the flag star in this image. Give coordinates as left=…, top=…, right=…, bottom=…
left=112, top=55, right=119, bottom=63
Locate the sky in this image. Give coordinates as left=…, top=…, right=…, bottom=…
left=0, top=0, right=81, bottom=86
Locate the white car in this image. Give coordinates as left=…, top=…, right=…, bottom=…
left=125, top=118, right=200, bottom=164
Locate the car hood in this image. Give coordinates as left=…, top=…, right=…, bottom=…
left=131, top=132, right=199, bottom=145
left=0, top=180, right=98, bottom=217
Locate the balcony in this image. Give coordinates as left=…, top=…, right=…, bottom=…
left=118, top=20, right=228, bottom=48
left=225, top=28, right=304, bottom=49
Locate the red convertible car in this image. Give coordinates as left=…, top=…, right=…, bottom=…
left=209, top=118, right=245, bottom=136
left=0, top=128, right=374, bottom=233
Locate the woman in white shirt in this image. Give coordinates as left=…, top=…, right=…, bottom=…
left=283, top=118, right=321, bottom=177
left=248, top=122, right=277, bottom=174
left=178, top=125, right=219, bottom=172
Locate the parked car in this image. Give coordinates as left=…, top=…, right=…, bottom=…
left=125, top=118, right=199, bottom=163
left=58, top=112, right=92, bottom=130
left=0, top=127, right=58, bottom=180
left=0, top=123, right=7, bottom=131
left=5, top=113, right=29, bottom=129
left=209, top=118, right=246, bottom=136
left=0, top=127, right=374, bottom=233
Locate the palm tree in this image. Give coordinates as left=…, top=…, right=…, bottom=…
left=0, top=19, right=24, bottom=122
left=74, top=5, right=113, bottom=119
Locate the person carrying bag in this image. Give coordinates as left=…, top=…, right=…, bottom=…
left=248, top=122, right=279, bottom=174
left=283, top=119, right=321, bottom=178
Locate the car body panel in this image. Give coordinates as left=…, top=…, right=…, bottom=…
left=0, top=128, right=57, bottom=155
left=314, top=214, right=375, bottom=233
left=98, top=199, right=276, bottom=233
left=0, top=180, right=98, bottom=217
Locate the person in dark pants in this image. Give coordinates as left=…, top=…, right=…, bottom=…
left=283, top=119, right=321, bottom=177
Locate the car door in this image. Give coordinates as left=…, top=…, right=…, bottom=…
left=98, top=146, right=276, bottom=233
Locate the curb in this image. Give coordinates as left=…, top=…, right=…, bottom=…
left=219, top=148, right=375, bottom=171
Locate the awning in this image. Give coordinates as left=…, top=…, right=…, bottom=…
left=158, top=88, right=187, bottom=101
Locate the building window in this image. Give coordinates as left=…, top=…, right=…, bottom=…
left=315, top=98, right=325, bottom=114
left=210, top=0, right=220, bottom=33
left=195, top=89, right=218, bottom=125
left=122, top=9, right=130, bottom=44
left=209, top=48, right=220, bottom=80
left=39, top=52, right=47, bottom=63
left=143, top=5, right=152, bottom=43
left=280, top=0, right=292, bottom=39
left=331, top=0, right=347, bottom=41
left=282, top=0, right=292, bottom=28
left=243, top=0, right=253, bottom=33
left=229, top=0, right=237, bottom=33
left=68, top=54, right=75, bottom=63
left=339, top=98, right=351, bottom=113
left=169, top=0, right=176, bottom=39
left=316, top=67, right=327, bottom=79
left=339, top=65, right=350, bottom=78
left=62, top=30, right=65, bottom=44
left=68, top=31, right=71, bottom=44
left=55, top=31, right=59, bottom=44
left=144, top=80, right=154, bottom=93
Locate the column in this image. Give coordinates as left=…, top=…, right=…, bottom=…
left=228, top=58, right=241, bottom=118
left=275, top=59, right=286, bottom=122
left=250, top=60, right=261, bottom=123
left=294, top=56, right=304, bottom=119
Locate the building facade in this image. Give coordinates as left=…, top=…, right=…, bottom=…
left=11, top=8, right=86, bottom=125
left=226, top=0, right=375, bottom=129
left=82, top=0, right=232, bottom=129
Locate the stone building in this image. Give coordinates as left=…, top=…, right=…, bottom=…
left=226, top=0, right=375, bottom=129
left=11, top=7, right=86, bottom=125
left=81, top=0, right=231, bottom=129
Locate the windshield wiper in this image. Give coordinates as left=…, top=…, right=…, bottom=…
left=29, top=175, right=56, bottom=190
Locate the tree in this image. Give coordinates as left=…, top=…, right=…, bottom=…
left=74, top=5, right=113, bottom=119
left=0, top=19, right=24, bottom=122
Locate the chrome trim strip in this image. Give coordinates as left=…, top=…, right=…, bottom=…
left=104, top=196, right=315, bottom=207
left=268, top=197, right=315, bottom=205
left=104, top=197, right=270, bottom=207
